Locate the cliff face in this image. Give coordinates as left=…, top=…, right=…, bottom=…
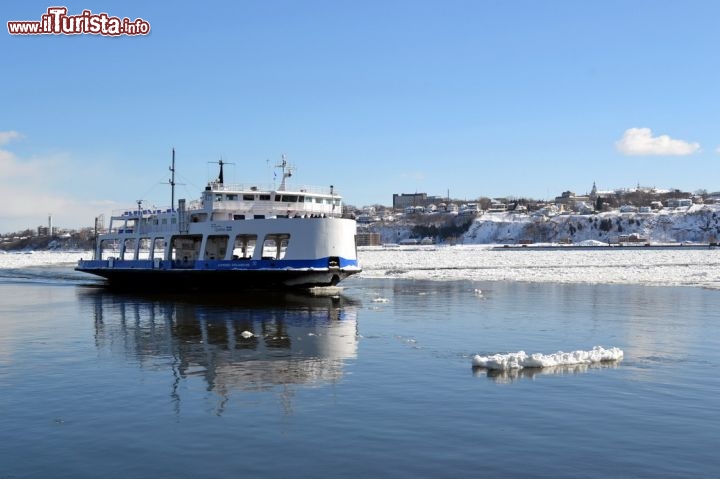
left=369, top=204, right=720, bottom=245
left=464, top=205, right=720, bottom=244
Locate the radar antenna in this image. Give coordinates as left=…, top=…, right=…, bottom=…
left=209, top=157, right=234, bottom=185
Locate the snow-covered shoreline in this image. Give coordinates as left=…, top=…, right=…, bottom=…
left=369, top=203, right=720, bottom=245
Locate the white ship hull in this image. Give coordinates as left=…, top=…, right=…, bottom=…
left=76, top=157, right=361, bottom=291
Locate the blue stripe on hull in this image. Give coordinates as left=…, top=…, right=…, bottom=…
left=77, top=257, right=360, bottom=271
left=76, top=257, right=361, bottom=291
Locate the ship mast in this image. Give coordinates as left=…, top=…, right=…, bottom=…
left=276, top=154, right=295, bottom=191
left=209, top=158, right=233, bottom=185
left=169, top=148, right=176, bottom=211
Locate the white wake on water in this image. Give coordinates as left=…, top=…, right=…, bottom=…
left=471, top=346, right=624, bottom=371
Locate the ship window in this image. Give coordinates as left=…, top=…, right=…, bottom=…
left=99, top=239, right=121, bottom=261
left=232, top=234, right=257, bottom=260
left=226, top=194, right=237, bottom=201
left=169, top=235, right=202, bottom=267
left=274, top=195, right=282, bottom=202
left=305, top=196, right=314, bottom=203
left=233, top=214, right=245, bottom=220
left=205, top=235, right=229, bottom=260
left=282, top=195, right=298, bottom=202
left=152, top=238, right=165, bottom=260
left=259, top=194, right=271, bottom=201
left=243, top=194, right=255, bottom=201
left=137, top=238, right=152, bottom=260
left=261, top=234, right=290, bottom=260
left=122, top=238, right=137, bottom=260
left=215, top=194, right=223, bottom=201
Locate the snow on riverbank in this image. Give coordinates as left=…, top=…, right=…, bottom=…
left=465, top=204, right=720, bottom=244
left=356, top=244, right=720, bottom=289
left=369, top=204, right=720, bottom=245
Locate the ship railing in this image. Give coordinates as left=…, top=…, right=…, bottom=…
left=110, top=207, right=174, bottom=218
left=208, top=182, right=337, bottom=196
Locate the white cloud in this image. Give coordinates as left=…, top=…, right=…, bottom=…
left=615, top=127, right=700, bottom=156
left=0, top=146, right=120, bottom=233
left=0, top=131, right=22, bottom=146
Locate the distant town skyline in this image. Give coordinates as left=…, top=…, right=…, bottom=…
left=3, top=180, right=714, bottom=236
left=3, top=1, right=719, bottom=233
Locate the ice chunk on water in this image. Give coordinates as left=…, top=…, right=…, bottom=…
left=472, top=346, right=623, bottom=370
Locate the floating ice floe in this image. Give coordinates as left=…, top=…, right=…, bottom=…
left=240, top=331, right=254, bottom=339
left=471, top=346, right=623, bottom=371
left=372, top=297, right=389, bottom=303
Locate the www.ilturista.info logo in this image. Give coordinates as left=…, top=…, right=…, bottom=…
left=7, top=7, right=150, bottom=36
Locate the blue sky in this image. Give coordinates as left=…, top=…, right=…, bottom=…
left=2, top=0, right=719, bottom=232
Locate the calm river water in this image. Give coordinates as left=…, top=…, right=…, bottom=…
left=0, top=264, right=719, bottom=478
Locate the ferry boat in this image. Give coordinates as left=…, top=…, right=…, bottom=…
left=76, top=153, right=361, bottom=291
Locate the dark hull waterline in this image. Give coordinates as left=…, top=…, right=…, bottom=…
left=76, top=267, right=355, bottom=292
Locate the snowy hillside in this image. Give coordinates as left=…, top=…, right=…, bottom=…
left=370, top=204, right=720, bottom=245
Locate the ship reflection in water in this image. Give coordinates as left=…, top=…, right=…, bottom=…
left=80, top=289, right=359, bottom=413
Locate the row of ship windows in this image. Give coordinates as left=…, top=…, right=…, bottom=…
left=118, top=213, right=332, bottom=231
left=100, top=234, right=291, bottom=262
left=213, top=193, right=341, bottom=205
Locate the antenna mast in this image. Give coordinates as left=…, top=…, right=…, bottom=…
left=169, top=148, right=176, bottom=211
left=276, top=154, right=295, bottom=191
